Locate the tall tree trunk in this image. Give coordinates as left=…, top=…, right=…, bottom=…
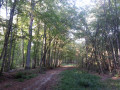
left=33, top=42, right=37, bottom=68
left=7, top=25, right=13, bottom=71
left=47, top=29, right=52, bottom=68
left=0, top=0, right=17, bottom=74
left=42, top=24, right=47, bottom=67
left=109, top=37, right=118, bottom=69
left=21, top=29, right=25, bottom=67
left=55, top=49, right=59, bottom=67
left=114, top=0, right=120, bottom=66
left=54, top=41, right=58, bottom=67
left=33, top=24, right=40, bottom=68
left=40, top=36, right=44, bottom=67
left=25, top=0, right=35, bottom=69
left=10, top=40, right=16, bottom=69
left=36, top=25, right=40, bottom=66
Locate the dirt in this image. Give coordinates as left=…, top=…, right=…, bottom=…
left=0, top=66, right=74, bottom=90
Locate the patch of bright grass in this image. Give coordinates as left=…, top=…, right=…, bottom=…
left=61, top=63, right=76, bottom=67
left=56, top=69, right=104, bottom=90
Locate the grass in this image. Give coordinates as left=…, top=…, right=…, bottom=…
left=4, top=84, right=12, bottom=88
left=15, top=71, right=38, bottom=82
left=104, top=79, right=120, bottom=90
left=14, top=67, right=49, bottom=82
left=61, top=63, right=76, bottom=67
left=56, top=69, right=120, bottom=90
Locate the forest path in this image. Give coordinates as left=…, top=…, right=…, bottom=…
left=0, top=66, right=74, bottom=90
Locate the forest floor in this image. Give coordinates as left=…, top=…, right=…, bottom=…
left=1, top=65, right=120, bottom=90
left=0, top=65, right=74, bottom=90
left=56, top=68, right=120, bottom=90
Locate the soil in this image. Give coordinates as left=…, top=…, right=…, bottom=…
left=0, top=66, right=73, bottom=90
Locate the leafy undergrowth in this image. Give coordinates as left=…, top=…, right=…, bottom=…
left=104, top=79, right=120, bottom=90
left=56, top=69, right=120, bottom=90
left=14, top=67, right=50, bottom=82
left=15, top=71, right=38, bottom=82
left=14, top=68, right=44, bottom=82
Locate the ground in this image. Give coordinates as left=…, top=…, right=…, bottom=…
left=0, top=66, right=72, bottom=90
left=0, top=66, right=73, bottom=90
left=0, top=66, right=120, bottom=90
left=56, top=68, right=120, bottom=90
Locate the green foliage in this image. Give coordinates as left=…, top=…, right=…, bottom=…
left=56, top=69, right=104, bottom=90
left=15, top=71, right=37, bottom=82
left=4, top=84, right=12, bottom=88
left=104, top=79, right=120, bottom=90
left=61, top=63, right=76, bottom=67
left=115, top=74, right=120, bottom=78
left=56, top=69, right=120, bottom=90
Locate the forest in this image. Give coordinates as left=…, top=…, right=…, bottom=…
left=0, top=0, right=120, bottom=90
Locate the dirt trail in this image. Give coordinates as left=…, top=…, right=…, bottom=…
left=0, top=66, right=73, bottom=90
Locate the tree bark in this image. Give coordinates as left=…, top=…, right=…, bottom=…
left=0, top=0, right=17, bottom=74
left=25, top=0, right=35, bottom=69
left=42, top=24, right=47, bottom=67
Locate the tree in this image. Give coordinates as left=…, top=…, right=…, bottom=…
left=0, top=0, right=17, bottom=74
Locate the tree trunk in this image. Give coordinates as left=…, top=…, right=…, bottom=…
left=42, top=24, right=47, bottom=67
left=10, top=40, right=16, bottom=69
left=7, top=24, right=13, bottom=71
left=21, top=29, right=25, bottom=67
left=0, top=0, right=17, bottom=74
left=25, top=0, right=35, bottom=69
